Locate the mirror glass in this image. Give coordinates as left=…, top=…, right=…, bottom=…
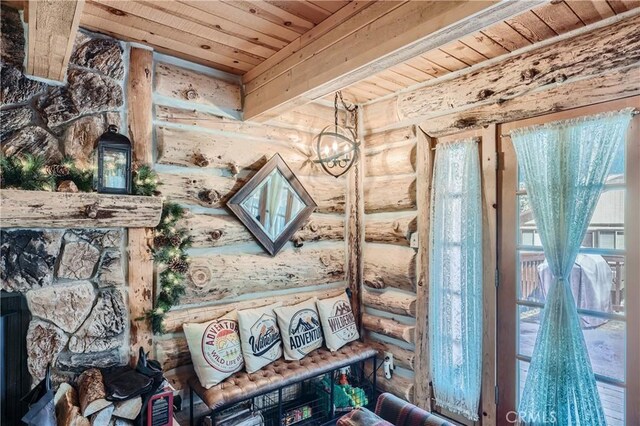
left=239, top=169, right=306, bottom=241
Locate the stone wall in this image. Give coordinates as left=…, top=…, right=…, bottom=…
left=0, top=229, right=129, bottom=383
left=1, top=5, right=125, bottom=168
left=0, top=6, right=131, bottom=385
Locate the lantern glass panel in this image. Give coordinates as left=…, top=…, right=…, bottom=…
left=102, top=148, right=128, bottom=189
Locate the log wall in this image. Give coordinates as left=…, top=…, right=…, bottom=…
left=150, top=60, right=349, bottom=390
left=359, top=123, right=421, bottom=403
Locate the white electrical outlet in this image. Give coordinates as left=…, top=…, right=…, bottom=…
left=385, top=352, right=395, bottom=370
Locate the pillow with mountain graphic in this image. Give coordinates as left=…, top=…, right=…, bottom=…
left=316, top=293, right=359, bottom=351
left=237, top=302, right=283, bottom=373
left=183, top=310, right=244, bottom=389
left=274, top=298, right=324, bottom=361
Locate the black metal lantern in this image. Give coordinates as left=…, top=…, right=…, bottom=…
left=314, top=91, right=359, bottom=178
left=95, top=125, right=132, bottom=194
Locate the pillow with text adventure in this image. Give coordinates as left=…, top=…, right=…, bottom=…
left=183, top=310, right=244, bottom=389
left=274, top=298, right=324, bottom=361
left=316, top=293, right=359, bottom=351
left=237, top=302, right=283, bottom=373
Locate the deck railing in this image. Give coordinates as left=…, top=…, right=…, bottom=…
left=520, top=253, right=625, bottom=312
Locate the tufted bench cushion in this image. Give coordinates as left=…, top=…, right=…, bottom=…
left=189, top=340, right=376, bottom=411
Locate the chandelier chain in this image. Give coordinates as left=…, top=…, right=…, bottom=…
left=334, top=91, right=358, bottom=136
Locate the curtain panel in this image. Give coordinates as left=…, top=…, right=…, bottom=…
left=429, top=138, right=483, bottom=421
left=512, top=109, right=633, bottom=425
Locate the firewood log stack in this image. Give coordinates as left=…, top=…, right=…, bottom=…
left=53, top=368, right=143, bottom=426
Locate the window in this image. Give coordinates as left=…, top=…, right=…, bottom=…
left=498, top=98, right=640, bottom=425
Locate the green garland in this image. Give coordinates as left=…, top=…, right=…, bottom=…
left=0, top=153, right=159, bottom=196
left=0, top=154, right=56, bottom=191
left=132, top=165, right=159, bottom=196
left=144, top=202, right=192, bottom=333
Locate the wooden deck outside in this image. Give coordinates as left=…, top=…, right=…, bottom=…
left=519, top=316, right=625, bottom=425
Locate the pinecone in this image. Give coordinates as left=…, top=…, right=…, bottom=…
left=154, top=235, right=170, bottom=247
left=169, top=235, right=182, bottom=246
left=45, top=164, right=70, bottom=177
left=168, top=258, right=189, bottom=274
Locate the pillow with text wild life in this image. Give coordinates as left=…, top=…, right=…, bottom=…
left=237, top=302, right=283, bottom=373
left=274, top=298, right=324, bottom=361
left=183, top=310, right=244, bottom=389
left=316, top=293, right=359, bottom=351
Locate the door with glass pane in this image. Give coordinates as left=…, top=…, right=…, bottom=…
left=497, top=97, right=640, bottom=425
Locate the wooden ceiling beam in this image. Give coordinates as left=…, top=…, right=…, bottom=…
left=26, top=0, right=84, bottom=82
left=242, top=0, right=544, bottom=122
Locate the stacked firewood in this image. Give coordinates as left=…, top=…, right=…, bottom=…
left=55, top=369, right=142, bottom=426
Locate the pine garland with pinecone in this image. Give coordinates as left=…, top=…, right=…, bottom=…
left=141, top=202, right=192, bottom=333
left=0, top=154, right=159, bottom=196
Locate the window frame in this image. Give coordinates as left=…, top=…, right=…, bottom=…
left=425, top=127, right=498, bottom=426
left=496, top=97, right=640, bottom=425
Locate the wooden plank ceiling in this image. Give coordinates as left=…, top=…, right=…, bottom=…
left=80, top=0, right=353, bottom=75
left=5, top=0, right=638, bottom=106
left=334, top=0, right=640, bottom=104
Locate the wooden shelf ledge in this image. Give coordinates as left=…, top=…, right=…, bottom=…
left=0, top=190, right=163, bottom=229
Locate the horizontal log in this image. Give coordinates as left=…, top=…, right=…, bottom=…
left=154, top=105, right=315, bottom=146
left=364, top=126, right=416, bottom=151
left=362, top=99, right=402, bottom=134
left=364, top=338, right=415, bottom=371
left=181, top=211, right=344, bottom=248
left=157, top=170, right=346, bottom=214
left=424, top=65, right=640, bottom=137
left=163, top=364, right=195, bottom=392
left=363, top=244, right=416, bottom=292
left=362, top=313, right=415, bottom=344
left=0, top=190, right=163, bottom=228
left=361, top=12, right=640, bottom=133
left=162, top=286, right=346, bottom=334
left=363, top=287, right=416, bottom=317
left=155, top=335, right=191, bottom=372
left=364, top=212, right=416, bottom=246
left=156, top=126, right=324, bottom=176
left=179, top=210, right=252, bottom=248
left=293, top=214, right=345, bottom=244
left=154, top=62, right=241, bottom=112
left=365, top=142, right=416, bottom=177
left=364, top=175, right=416, bottom=213
left=267, top=102, right=345, bottom=132
left=365, top=363, right=415, bottom=402
left=398, top=14, right=640, bottom=122
left=180, top=244, right=345, bottom=304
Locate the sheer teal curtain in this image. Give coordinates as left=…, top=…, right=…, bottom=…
left=512, top=109, right=633, bottom=425
left=429, top=138, right=482, bottom=421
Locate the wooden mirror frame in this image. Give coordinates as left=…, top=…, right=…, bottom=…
left=227, top=154, right=317, bottom=256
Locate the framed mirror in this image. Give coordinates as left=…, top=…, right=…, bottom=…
left=227, top=154, right=317, bottom=256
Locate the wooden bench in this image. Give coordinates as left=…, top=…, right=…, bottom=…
left=188, top=341, right=377, bottom=425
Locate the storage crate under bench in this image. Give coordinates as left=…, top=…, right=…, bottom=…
left=189, top=341, right=377, bottom=426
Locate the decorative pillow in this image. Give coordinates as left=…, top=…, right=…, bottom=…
left=183, top=310, right=244, bottom=389
left=274, top=298, right=323, bottom=360
left=237, top=302, right=283, bottom=373
left=316, top=293, right=359, bottom=351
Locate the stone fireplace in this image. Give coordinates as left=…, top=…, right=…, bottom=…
left=0, top=2, right=132, bottom=389
left=0, top=229, right=129, bottom=385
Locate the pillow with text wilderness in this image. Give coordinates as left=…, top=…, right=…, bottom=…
left=316, top=293, right=359, bottom=351
left=237, top=302, right=283, bottom=374
left=183, top=310, right=244, bottom=389
left=274, top=298, right=324, bottom=361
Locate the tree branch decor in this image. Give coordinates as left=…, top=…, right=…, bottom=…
left=144, top=202, right=192, bottom=333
